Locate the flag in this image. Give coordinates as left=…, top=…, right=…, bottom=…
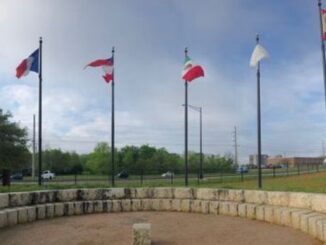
left=182, top=55, right=204, bottom=82
left=250, top=44, right=269, bottom=67
left=322, top=9, right=326, bottom=40
left=84, top=57, right=114, bottom=83
left=16, top=49, right=39, bottom=78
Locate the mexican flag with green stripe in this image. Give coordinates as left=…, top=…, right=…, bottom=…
left=182, top=55, right=204, bottom=82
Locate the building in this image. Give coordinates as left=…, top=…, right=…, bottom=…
left=267, top=156, right=325, bottom=168
left=249, top=154, right=269, bottom=167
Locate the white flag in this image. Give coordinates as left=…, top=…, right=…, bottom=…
left=250, top=44, right=269, bottom=67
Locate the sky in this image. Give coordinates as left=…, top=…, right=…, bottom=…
left=1, top=0, right=326, bottom=164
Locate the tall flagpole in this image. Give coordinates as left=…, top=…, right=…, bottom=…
left=38, top=37, right=43, bottom=186
left=256, top=34, right=262, bottom=189
left=318, top=0, right=326, bottom=109
left=111, top=46, right=115, bottom=187
left=184, top=47, right=189, bottom=186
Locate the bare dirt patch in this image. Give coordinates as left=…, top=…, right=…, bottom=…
left=0, top=212, right=322, bottom=245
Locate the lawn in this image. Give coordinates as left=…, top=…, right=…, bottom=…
left=1, top=171, right=326, bottom=193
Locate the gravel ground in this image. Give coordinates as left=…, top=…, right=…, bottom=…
left=0, top=212, right=322, bottom=245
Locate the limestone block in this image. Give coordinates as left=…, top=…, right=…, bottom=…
left=171, top=199, right=181, bottom=212
left=291, top=210, right=312, bottom=230
left=112, top=200, right=122, bottom=212
left=103, top=200, right=113, bottom=212
left=279, top=208, right=301, bottom=226
left=74, top=201, right=84, bottom=215
left=228, top=190, right=244, bottom=202
left=17, top=207, right=28, bottom=223
left=141, top=199, right=153, bottom=211
left=46, top=204, right=55, bottom=218
left=94, top=200, right=104, bottom=213
left=174, top=188, right=194, bottom=199
left=311, top=194, right=326, bottom=213
left=54, top=203, right=64, bottom=217
left=300, top=213, right=320, bottom=233
left=130, top=188, right=152, bottom=199
left=152, top=199, right=161, bottom=211
left=121, top=199, right=131, bottom=212
left=238, top=203, right=247, bottom=218
left=273, top=207, right=287, bottom=225
left=217, top=189, right=229, bottom=201
left=7, top=209, right=18, bottom=226
left=209, top=201, right=219, bottom=215
left=161, top=199, right=172, bottom=211
left=201, top=201, right=210, bottom=214
left=180, top=199, right=191, bottom=212
left=255, top=205, right=265, bottom=221
left=267, top=192, right=289, bottom=207
left=228, top=202, right=238, bottom=217
left=316, top=219, right=326, bottom=241
left=34, top=191, right=56, bottom=204
left=56, top=189, right=77, bottom=202
left=0, top=193, right=9, bottom=209
left=9, top=192, right=33, bottom=207
left=195, top=188, right=217, bottom=201
left=244, top=190, right=267, bottom=205
left=219, top=202, right=229, bottom=215
left=0, top=211, right=8, bottom=228
left=153, top=188, right=173, bottom=199
left=131, top=199, right=141, bottom=212
left=288, top=193, right=312, bottom=209
left=308, top=215, right=326, bottom=238
left=133, top=223, right=151, bottom=245
left=84, top=201, right=94, bottom=214
left=103, top=188, right=126, bottom=200
left=64, top=202, right=74, bottom=216
left=246, top=204, right=257, bottom=219
left=26, top=206, right=36, bottom=222
left=191, top=200, right=202, bottom=213
left=78, top=189, right=98, bottom=201
left=36, top=205, right=46, bottom=220
left=264, top=206, right=275, bottom=223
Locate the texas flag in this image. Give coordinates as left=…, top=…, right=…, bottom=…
left=84, top=57, right=114, bottom=83
left=16, top=49, right=39, bottom=79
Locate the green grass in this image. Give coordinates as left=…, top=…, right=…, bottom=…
left=1, top=171, right=326, bottom=193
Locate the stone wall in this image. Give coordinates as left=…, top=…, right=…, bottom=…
left=0, top=188, right=325, bottom=242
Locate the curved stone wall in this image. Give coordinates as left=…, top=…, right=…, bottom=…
left=0, top=188, right=326, bottom=242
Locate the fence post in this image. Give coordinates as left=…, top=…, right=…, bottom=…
left=240, top=171, right=244, bottom=182
left=170, top=172, right=173, bottom=185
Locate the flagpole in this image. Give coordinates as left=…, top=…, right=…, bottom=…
left=38, top=37, right=43, bottom=186
left=184, top=47, right=189, bottom=186
left=111, top=46, right=115, bottom=187
left=256, top=34, right=262, bottom=189
left=318, top=0, right=326, bottom=109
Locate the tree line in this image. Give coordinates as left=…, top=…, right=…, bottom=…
left=0, top=109, right=236, bottom=185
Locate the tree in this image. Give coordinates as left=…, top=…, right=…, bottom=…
left=0, top=110, right=30, bottom=186
left=85, top=142, right=110, bottom=174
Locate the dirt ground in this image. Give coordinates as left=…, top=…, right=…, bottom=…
left=0, top=212, right=322, bottom=245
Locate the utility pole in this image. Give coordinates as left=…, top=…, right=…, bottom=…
left=32, top=114, right=36, bottom=179
left=233, top=126, right=239, bottom=166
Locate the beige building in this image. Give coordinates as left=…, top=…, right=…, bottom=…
left=249, top=154, right=269, bottom=167
left=267, top=156, right=325, bottom=168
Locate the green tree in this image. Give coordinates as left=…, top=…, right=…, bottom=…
left=0, top=110, right=30, bottom=186
left=85, top=142, right=110, bottom=174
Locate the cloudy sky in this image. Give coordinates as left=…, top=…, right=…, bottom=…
left=1, top=0, right=326, bottom=163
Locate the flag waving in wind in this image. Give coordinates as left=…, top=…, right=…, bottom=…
left=16, top=49, right=39, bottom=78
left=250, top=44, right=269, bottom=67
left=182, top=55, right=204, bottom=82
left=84, top=57, right=114, bottom=83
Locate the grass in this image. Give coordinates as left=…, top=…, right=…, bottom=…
left=1, top=171, right=326, bottom=193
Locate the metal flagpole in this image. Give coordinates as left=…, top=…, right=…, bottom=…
left=38, top=37, right=43, bottom=186
left=256, top=34, right=262, bottom=189
left=199, top=107, right=203, bottom=179
left=111, top=46, right=115, bottom=187
left=318, top=0, right=326, bottom=109
left=184, top=47, right=189, bottom=186
left=32, top=114, right=35, bottom=179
